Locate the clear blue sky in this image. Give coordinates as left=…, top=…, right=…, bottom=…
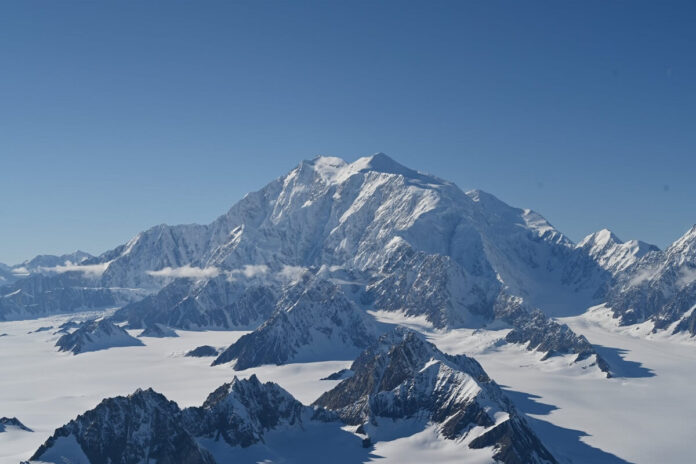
left=1, top=1, right=694, bottom=264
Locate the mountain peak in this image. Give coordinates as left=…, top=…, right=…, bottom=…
left=667, top=224, right=696, bottom=256
left=353, top=152, right=434, bottom=180
left=579, top=228, right=622, bottom=248
left=303, top=153, right=440, bottom=186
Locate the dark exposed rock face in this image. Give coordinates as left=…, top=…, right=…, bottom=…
left=469, top=415, right=557, bottom=464
left=185, top=345, right=220, bottom=357
left=321, top=369, right=353, bottom=381
left=56, top=319, right=143, bottom=355
left=30, top=389, right=215, bottom=464
left=212, top=278, right=378, bottom=369
left=0, top=416, right=33, bottom=433
left=314, top=328, right=558, bottom=464
left=138, top=323, right=178, bottom=338
left=28, top=326, right=53, bottom=334
left=53, top=320, right=81, bottom=335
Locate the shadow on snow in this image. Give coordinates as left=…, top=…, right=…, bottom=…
left=501, top=386, right=635, bottom=464
left=593, top=344, right=656, bottom=378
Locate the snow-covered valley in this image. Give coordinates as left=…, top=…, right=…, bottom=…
left=1, top=308, right=694, bottom=463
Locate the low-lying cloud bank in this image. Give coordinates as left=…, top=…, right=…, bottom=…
left=227, top=264, right=269, bottom=280
left=147, top=265, right=221, bottom=279
left=39, top=262, right=110, bottom=278
left=146, top=264, right=309, bottom=283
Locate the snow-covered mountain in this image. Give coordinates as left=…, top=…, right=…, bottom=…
left=605, top=225, right=696, bottom=334
left=182, top=375, right=308, bottom=448
left=212, top=277, right=379, bottom=369
left=3, top=155, right=610, bottom=326
left=578, top=229, right=659, bottom=275
left=116, top=155, right=610, bottom=327
left=15, top=251, right=94, bottom=274
left=0, top=273, right=143, bottom=322
left=112, top=273, right=279, bottom=330
left=0, top=263, right=15, bottom=288
left=314, top=327, right=557, bottom=464
left=0, top=251, right=94, bottom=285
left=55, top=319, right=143, bottom=354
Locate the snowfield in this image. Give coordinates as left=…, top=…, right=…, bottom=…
left=1, top=309, right=695, bottom=463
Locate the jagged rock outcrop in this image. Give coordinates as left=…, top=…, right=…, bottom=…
left=314, top=328, right=558, bottom=464
left=185, top=345, right=220, bottom=357
left=494, top=294, right=611, bottom=375
left=56, top=319, right=143, bottom=354
left=138, top=323, right=178, bottom=338
left=0, top=416, right=33, bottom=433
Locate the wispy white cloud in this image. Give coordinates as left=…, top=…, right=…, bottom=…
left=227, top=264, right=269, bottom=280
left=11, top=266, right=29, bottom=276
left=277, top=265, right=308, bottom=283
left=39, top=262, right=109, bottom=278
left=677, top=267, right=696, bottom=288
left=147, top=265, right=220, bottom=280
left=628, top=268, right=657, bottom=287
